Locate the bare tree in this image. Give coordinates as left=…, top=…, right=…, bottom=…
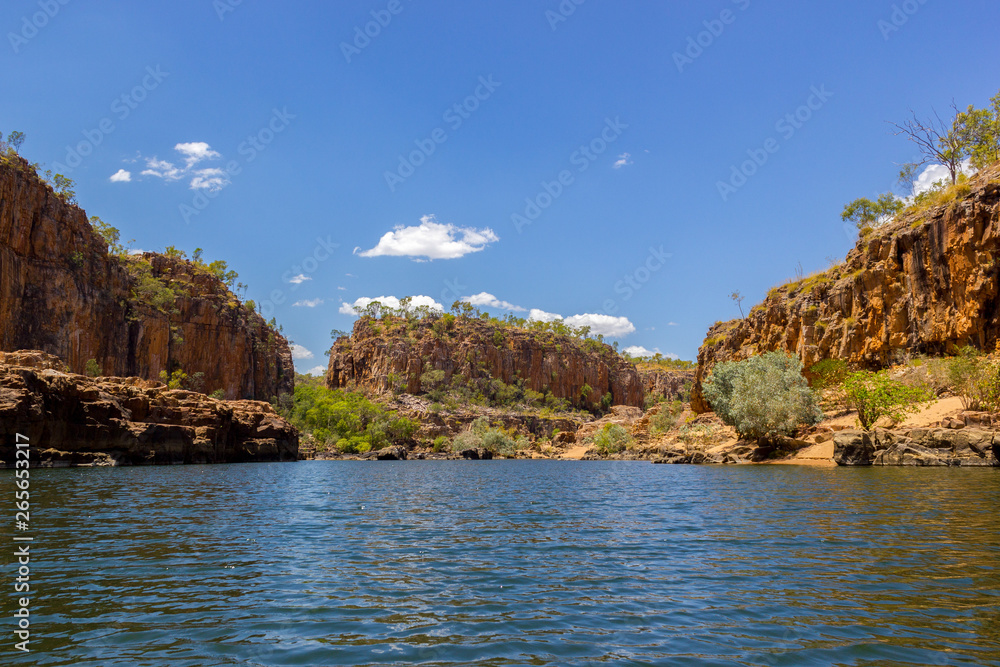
left=729, top=290, right=745, bottom=319
left=889, top=106, right=966, bottom=185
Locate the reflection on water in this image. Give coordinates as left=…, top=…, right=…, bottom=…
left=2, top=462, right=999, bottom=666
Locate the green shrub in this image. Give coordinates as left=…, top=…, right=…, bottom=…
left=451, top=417, right=526, bottom=457
left=432, top=436, right=448, bottom=452
left=84, top=358, right=101, bottom=377
left=210, top=389, right=226, bottom=400
left=944, top=346, right=1000, bottom=411
left=809, top=359, right=850, bottom=389
left=589, top=423, right=631, bottom=455
left=280, top=384, right=417, bottom=453
left=649, top=400, right=684, bottom=435
left=842, top=370, right=933, bottom=430
left=703, top=352, right=823, bottom=443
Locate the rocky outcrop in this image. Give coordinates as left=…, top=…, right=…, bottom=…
left=327, top=316, right=645, bottom=409
left=833, top=427, right=999, bottom=466
left=0, top=157, right=292, bottom=401
left=0, top=350, right=297, bottom=467
left=692, top=165, right=1000, bottom=412
left=638, top=369, right=694, bottom=403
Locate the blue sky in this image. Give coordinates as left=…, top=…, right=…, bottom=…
left=2, top=0, right=999, bottom=374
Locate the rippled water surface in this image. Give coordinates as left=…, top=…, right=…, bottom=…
left=3, top=461, right=1000, bottom=666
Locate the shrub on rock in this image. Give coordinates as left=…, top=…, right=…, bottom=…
left=703, top=352, right=823, bottom=444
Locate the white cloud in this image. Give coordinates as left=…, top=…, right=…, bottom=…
left=667, top=322, right=678, bottom=326
left=137, top=142, right=225, bottom=191
left=340, top=295, right=445, bottom=316
left=613, top=152, right=633, bottom=169
left=910, top=160, right=974, bottom=197
left=305, top=365, right=327, bottom=376
left=175, top=141, right=221, bottom=168
left=109, top=169, right=132, bottom=183
left=293, top=298, right=324, bottom=308
left=624, top=345, right=657, bottom=357
left=287, top=274, right=311, bottom=284
left=291, top=344, right=314, bottom=360
left=337, top=286, right=347, bottom=291
left=528, top=308, right=563, bottom=323
left=142, top=157, right=184, bottom=181
left=565, top=313, right=636, bottom=338
left=461, top=292, right=525, bottom=312
left=356, top=215, right=499, bottom=260
left=189, top=167, right=230, bottom=192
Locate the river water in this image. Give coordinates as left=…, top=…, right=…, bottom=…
left=2, top=461, right=999, bottom=666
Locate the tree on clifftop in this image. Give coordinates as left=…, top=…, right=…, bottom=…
left=890, top=107, right=968, bottom=186
left=841, top=193, right=904, bottom=229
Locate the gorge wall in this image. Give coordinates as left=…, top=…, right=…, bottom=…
left=692, top=165, right=1000, bottom=412
left=0, top=157, right=293, bottom=401
left=327, top=316, right=646, bottom=409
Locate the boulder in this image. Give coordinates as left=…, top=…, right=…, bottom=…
left=374, top=445, right=408, bottom=461
left=833, top=431, right=875, bottom=466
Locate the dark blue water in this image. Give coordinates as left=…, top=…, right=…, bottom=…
left=2, top=461, right=999, bottom=666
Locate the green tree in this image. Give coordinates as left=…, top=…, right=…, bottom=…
left=44, top=170, right=76, bottom=204
left=953, top=91, right=1000, bottom=170
left=84, top=359, right=101, bottom=377
left=703, top=351, right=823, bottom=444
left=842, top=370, right=933, bottom=430
left=841, top=193, right=904, bottom=229
left=7, top=131, right=25, bottom=153
left=89, top=216, right=124, bottom=255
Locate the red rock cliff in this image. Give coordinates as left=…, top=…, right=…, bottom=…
left=327, top=316, right=646, bottom=409
left=692, top=165, right=1000, bottom=412
left=0, top=157, right=293, bottom=401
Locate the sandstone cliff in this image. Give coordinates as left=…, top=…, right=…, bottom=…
left=0, top=157, right=293, bottom=401
left=692, top=165, right=1000, bottom=412
left=0, top=351, right=297, bottom=466
left=327, top=316, right=646, bottom=409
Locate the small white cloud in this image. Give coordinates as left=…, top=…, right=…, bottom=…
left=291, top=344, right=314, bottom=360
left=175, top=141, right=221, bottom=168
left=142, top=157, right=184, bottom=181
left=340, top=295, right=444, bottom=316
left=565, top=313, right=636, bottom=338
left=189, top=167, right=230, bottom=192
left=461, top=292, right=526, bottom=312
left=667, top=322, right=678, bottom=326
left=293, top=298, right=324, bottom=308
left=305, top=365, right=327, bottom=376
left=613, top=152, right=633, bottom=169
left=910, top=160, right=974, bottom=197
left=109, top=169, right=132, bottom=183
left=357, top=215, right=499, bottom=260
left=337, top=286, right=347, bottom=291
left=624, top=345, right=657, bottom=357
left=137, top=142, right=225, bottom=190
left=287, top=274, right=311, bottom=284
left=528, top=308, right=563, bottom=323
left=128, top=248, right=145, bottom=255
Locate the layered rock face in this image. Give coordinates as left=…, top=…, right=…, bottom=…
left=0, top=351, right=298, bottom=466
left=639, top=369, right=694, bottom=403
left=833, top=428, right=998, bottom=467
left=0, top=158, right=292, bottom=400
left=693, top=166, right=1000, bottom=412
left=327, top=316, right=646, bottom=409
